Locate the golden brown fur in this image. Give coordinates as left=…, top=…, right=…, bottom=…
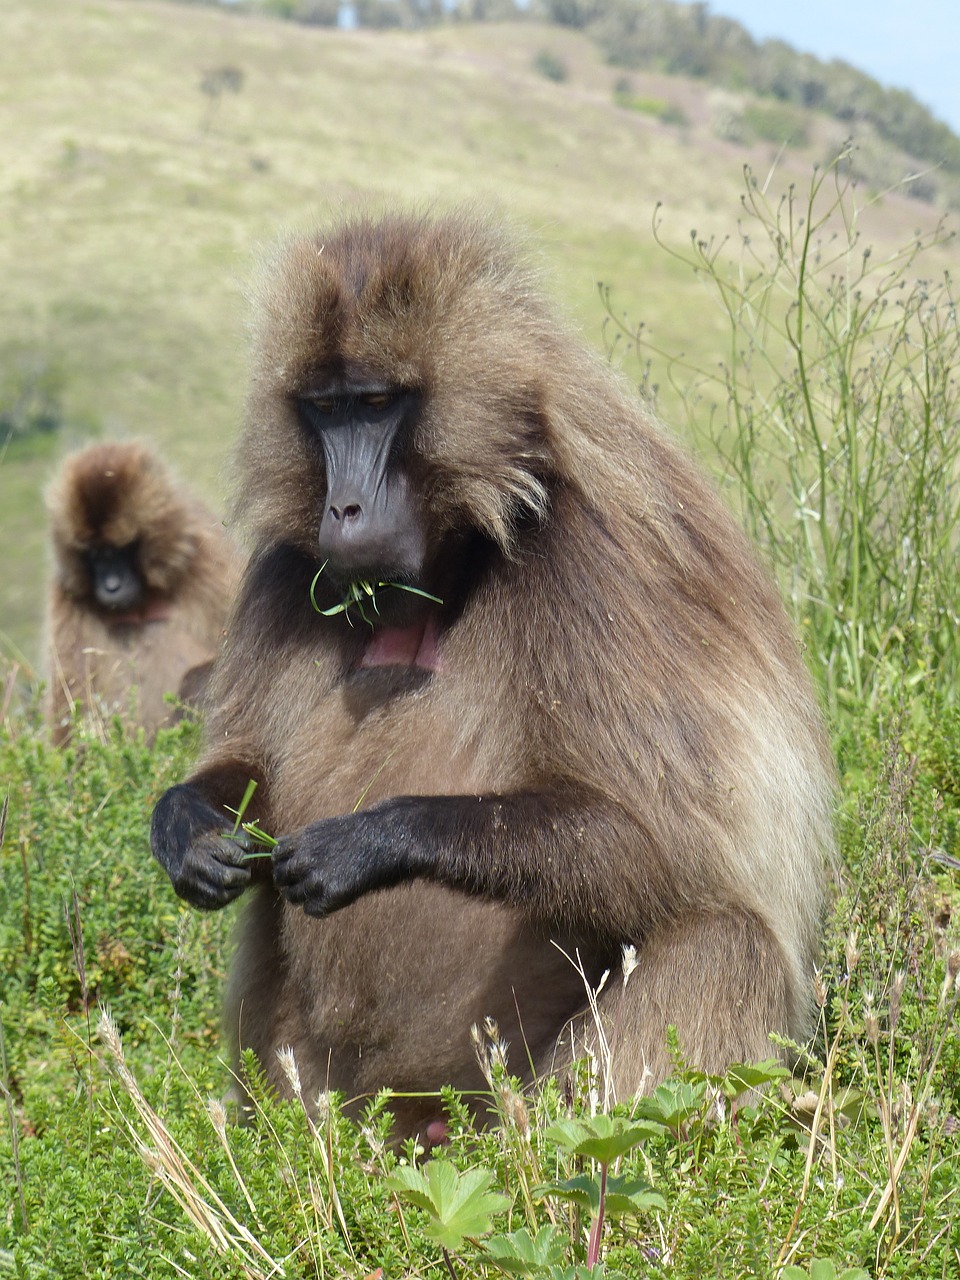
left=154, top=212, right=835, bottom=1131
left=44, top=441, right=241, bottom=743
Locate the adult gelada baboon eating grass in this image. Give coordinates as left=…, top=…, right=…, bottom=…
left=150, top=211, right=834, bottom=1135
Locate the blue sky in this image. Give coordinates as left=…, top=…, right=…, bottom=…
left=711, top=0, right=960, bottom=133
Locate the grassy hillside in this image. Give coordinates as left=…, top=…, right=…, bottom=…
left=0, top=0, right=952, bottom=662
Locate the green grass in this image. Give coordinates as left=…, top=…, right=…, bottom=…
left=0, top=694, right=958, bottom=1277
left=0, top=0, right=952, bottom=661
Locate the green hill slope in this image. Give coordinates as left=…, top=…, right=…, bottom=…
left=0, top=0, right=950, bottom=661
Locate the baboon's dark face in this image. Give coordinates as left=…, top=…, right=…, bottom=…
left=86, top=542, right=144, bottom=613
left=297, top=382, right=426, bottom=589
left=240, top=216, right=554, bottom=570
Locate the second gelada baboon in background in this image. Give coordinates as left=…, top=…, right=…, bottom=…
left=151, top=210, right=835, bottom=1135
left=45, top=440, right=241, bottom=743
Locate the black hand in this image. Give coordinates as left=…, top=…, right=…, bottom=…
left=273, top=803, right=424, bottom=918
left=151, top=782, right=252, bottom=910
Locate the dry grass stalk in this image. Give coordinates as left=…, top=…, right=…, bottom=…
left=276, top=1044, right=356, bottom=1264
left=867, top=968, right=960, bottom=1232
left=97, top=1007, right=283, bottom=1278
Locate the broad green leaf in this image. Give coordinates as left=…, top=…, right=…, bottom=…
left=634, top=1079, right=707, bottom=1130
left=533, top=1172, right=601, bottom=1214
left=718, top=1059, right=790, bottom=1097
left=782, top=1265, right=870, bottom=1280
left=483, top=1225, right=567, bottom=1275
left=535, top=1172, right=665, bottom=1219
left=832, top=1087, right=869, bottom=1119
left=385, top=1160, right=510, bottom=1249
left=545, top=1113, right=663, bottom=1163
left=386, top=1163, right=437, bottom=1213
left=809, top=1263, right=838, bottom=1280
left=601, top=1174, right=667, bottom=1217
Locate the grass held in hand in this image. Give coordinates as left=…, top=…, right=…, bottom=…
left=223, top=778, right=276, bottom=861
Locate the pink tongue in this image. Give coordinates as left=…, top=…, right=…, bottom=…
left=359, top=615, right=441, bottom=670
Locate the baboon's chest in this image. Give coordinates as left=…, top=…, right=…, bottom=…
left=270, top=662, right=509, bottom=830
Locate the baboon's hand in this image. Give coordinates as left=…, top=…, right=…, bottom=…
left=151, top=782, right=252, bottom=910
left=273, top=803, right=424, bottom=917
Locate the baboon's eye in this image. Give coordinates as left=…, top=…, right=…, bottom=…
left=362, top=392, right=395, bottom=410
left=311, top=397, right=336, bottom=414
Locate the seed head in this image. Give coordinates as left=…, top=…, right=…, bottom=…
left=813, top=970, right=828, bottom=1009
left=889, top=971, right=906, bottom=1032
left=207, top=1097, right=228, bottom=1138
left=483, top=1016, right=501, bottom=1042
left=276, top=1044, right=302, bottom=1099
left=499, top=1083, right=530, bottom=1137
left=865, top=1011, right=879, bottom=1047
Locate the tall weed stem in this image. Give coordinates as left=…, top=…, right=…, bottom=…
left=605, top=145, right=960, bottom=714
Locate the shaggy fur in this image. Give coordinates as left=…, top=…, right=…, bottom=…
left=45, top=441, right=241, bottom=742
left=151, top=212, right=835, bottom=1134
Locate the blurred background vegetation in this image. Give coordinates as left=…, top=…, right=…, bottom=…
left=2, top=0, right=957, bottom=665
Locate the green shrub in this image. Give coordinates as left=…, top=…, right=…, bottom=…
left=532, top=48, right=568, bottom=82
left=741, top=99, right=809, bottom=145
left=613, top=88, right=689, bottom=126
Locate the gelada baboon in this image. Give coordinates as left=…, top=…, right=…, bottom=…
left=151, top=211, right=834, bottom=1134
left=45, top=441, right=240, bottom=743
